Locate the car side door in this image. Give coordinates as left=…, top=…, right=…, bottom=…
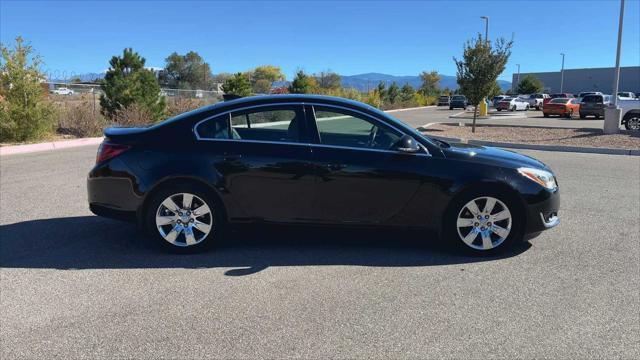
left=304, top=104, right=426, bottom=224
left=194, top=104, right=316, bottom=222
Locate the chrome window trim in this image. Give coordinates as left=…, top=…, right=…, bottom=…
left=193, top=101, right=430, bottom=157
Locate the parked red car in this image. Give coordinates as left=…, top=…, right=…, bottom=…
left=543, top=98, right=580, bottom=118
left=542, top=93, right=574, bottom=108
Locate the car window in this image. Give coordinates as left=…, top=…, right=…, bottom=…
left=230, top=107, right=303, bottom=143
left=452, top=96, right=465, bottom=100
left=196, top=106, right=304, bottom=143
left=196, top=114, right=239, bottom=139
left=550, top=98, right=568, bottom=104
left=313, top=106, right=402, bottom=151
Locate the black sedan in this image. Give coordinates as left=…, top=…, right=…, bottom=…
left=88, top=95, right=560, bottom=254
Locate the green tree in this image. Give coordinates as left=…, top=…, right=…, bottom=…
left=376, top=81, right=386, bottom=103
left=221, top=72, right=252, bottom=97
left=159, top=51, right=214, bottom=90
left=315, top=71, right=342, bottom=90
left=488, top=80, right=503, bottom=99
left=250, top=65, right=285, bottom=94
left=100, top=48, right=166, bottom=121
left=419, top=70, right=441, bottom=96
left=516, top=75, right=543, bottom=94
left=454, top=35, right=513, bottom=132
left=386, top=82, right=400, bottom=104
left=288, top=70, right=317, bottom=94
left=0, top=37, right=56, bottom=142
left=400, top=83, right=415, bottom=102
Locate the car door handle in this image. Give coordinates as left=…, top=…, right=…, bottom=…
left=326, top=163, right=346, bottom=171
left=223, top=154, right=242, bottom=161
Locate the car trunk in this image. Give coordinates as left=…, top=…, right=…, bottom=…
left=104, top=127, right=150, bottom=145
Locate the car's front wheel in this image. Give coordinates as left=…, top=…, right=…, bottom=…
left=444, top=190, right=523, bottom=255
left=145, top=184, right=222, bottom=253
left=624, top=115, right=640, bottom=130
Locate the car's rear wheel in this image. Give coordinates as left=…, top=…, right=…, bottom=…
left=543, top=113, right=549, bottom=117
left=565, top=110, right=573, bottom=119
left=443, top=190, right=523, bottom=255
left=449, top=106, right=453, bottom=110
left=145, top=184, right=223, bottom=253
left=579, top=113, right=586, bottom=119
left=511, top=105, right=516, bottom=112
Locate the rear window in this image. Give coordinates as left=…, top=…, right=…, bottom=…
left=550, top=98, right=569, bottom=104
left=439, top=96, right=449, bottom=100
left=452, top=96, right=465, bottom=100
left=551, top=94, right=566, bottom=98
left=582, top=95, right=602, bottom=103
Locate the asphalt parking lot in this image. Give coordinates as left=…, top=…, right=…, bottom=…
left=393, top=106, right=606, bottom=129
left=1, top=145, right=639, bottom=358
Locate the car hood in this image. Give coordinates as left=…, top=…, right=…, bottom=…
left=442, top=142, right=548, bottom=170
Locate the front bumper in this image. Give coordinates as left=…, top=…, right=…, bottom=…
left=524, top=188, right=560, bottom=234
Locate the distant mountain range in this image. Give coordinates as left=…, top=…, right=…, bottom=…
left=340, top=72, right=512, bottom=92
left=55, top=71, right=512, bottom=92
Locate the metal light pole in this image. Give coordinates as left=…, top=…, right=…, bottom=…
left=560, top=53, right=565, bottom=93
left=604, top=0, right=625, bottom=134
left=516, top=64, right=521, bottom=93
left=480, top=16, right=489, bottom=43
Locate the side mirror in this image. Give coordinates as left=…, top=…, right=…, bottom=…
left=395, top=135, right=421, bottom=153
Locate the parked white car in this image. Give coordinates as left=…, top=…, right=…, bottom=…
left=619, top=99, right=640, bottom=130
left=526, top=93, right=549, bottom=110
left=617, top=92, right=636, bottom=100
left=496, top=97, right=530, bottom=111
left=51, top=87, right=74, bottom=95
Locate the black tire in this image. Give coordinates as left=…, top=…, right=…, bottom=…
left=595, top=114, right=601, bottom=119
left=497, top=108, right=502, bottom=112
left=449, top=106, right=453, bottom=110
left=442, top=188, right=524, bottom=256
left=579, top=113, right=586, bottom=119
left=144, top=182, right=225, bottom=253
left=565, top=110, right=573, bottom=119
left=511, top=105, right=516, bottom=112
left=624, top=115, right=640, bottom=130
left=543, top=113, right=549, bottom=118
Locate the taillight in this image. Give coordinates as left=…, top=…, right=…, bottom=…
left=96, top=142, right=131, bottom=164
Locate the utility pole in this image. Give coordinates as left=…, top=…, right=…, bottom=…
left=480, top=16, right=489, bottom=44
left=560, top=53, right=565, bottom=93
left=604, top=0, right=625, bottom=134
left=516, top=64, right=521, bottom=93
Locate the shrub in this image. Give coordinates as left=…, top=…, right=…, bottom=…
left=0, top=37, right=57, bottom=142
left=365, top=90, right=382, bottom=108
left=57, top=101, right=108, bottom=138
left=165, top=97, right=213, bottom=117
left=112, top=103, right=158, bottom=127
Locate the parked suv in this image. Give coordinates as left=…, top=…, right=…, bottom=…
left=579, top=94, right=612, bottom=119
left=527, top=94, right=549, bottom=110
left=492, top=95, right=508, bottom=107
left=449, top=95, right=468, bottom=110
left=437, top=96, right=450, bottom=106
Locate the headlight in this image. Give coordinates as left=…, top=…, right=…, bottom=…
left=518, top=167, right=557, bottom=190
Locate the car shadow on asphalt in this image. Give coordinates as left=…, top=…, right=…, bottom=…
left=0, top=216, right=531, bottom=276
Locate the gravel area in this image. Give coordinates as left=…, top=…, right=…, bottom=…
left=423, top=123, right=640, bottom=150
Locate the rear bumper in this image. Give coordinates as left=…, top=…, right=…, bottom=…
left=87, top=158, right=144, bottom=221
left=580, top=109, right=604, bottom=116
left=524, top=188, right=560, bottom=234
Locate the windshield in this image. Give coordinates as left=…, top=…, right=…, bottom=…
left=452, top=96, right=465, bottom=100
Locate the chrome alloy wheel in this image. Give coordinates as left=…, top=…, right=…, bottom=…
left=628, top=116, right=640, bottom=130
left=456, top=196, right=512, bottom=250
left=155, top=193, right=212, bottom=247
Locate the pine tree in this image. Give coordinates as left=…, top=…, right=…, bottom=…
left=221, top=72, right=252, bottom=97
left=100, top=48, right=165, bottom=121
left=288, top=70, right=317, bottom=94
left=387, top=82, right=400, bottom=104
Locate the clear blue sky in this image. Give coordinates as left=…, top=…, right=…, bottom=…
left=1, top=0, right=639, bottom=81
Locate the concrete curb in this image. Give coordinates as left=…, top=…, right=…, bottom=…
left=0, top=137, right=103, bottom=156
left=427, top=135, right=640, bottom=156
